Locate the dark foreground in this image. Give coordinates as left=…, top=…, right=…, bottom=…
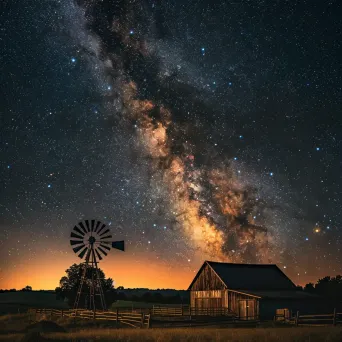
left=1, top=314, right=342, bottom=342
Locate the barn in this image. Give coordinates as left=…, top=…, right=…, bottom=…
left=188, top=261, right=320, bottom=320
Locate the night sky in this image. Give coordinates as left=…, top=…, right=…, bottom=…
left=1, top=0, right=341, bottom=290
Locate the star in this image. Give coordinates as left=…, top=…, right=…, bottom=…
left=71, top=57, right=76, bottom=63
left=47, top=184, right=52, bottom=188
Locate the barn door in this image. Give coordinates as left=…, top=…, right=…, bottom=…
left=238, top=299, right=256, bottom=320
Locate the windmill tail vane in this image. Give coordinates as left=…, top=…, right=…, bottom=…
left=70, top=219, right=125, bottom=313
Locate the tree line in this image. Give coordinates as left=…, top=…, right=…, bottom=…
left=298, top=275, right=342, bottom=301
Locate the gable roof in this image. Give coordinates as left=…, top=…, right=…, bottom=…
left=188, top=261, right=297, bottom=291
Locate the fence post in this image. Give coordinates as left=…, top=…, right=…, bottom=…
left=61, top=310, right=64, bottom=317
left=181, top=304, right=184, bottom=316
left=116, top=308, right=119, bottom=328
left=141, top=313, right=144, bottom=328
left=333, top=308, right=337, bottom=326
left=295, top=311, right=299, bottom=327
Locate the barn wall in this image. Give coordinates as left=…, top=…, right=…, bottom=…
left=190, top=263, right=226, bottom=291
left=190, top=290, right=228, bottom=308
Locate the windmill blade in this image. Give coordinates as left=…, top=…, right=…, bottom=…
left=99, top=229, right=110, bottom=237
left=112, top=240, right=125, bottom=252
left=78, top=222, right=87, bottom=234
left=73, top=244, right=85, bottom=254
left=100, top=235, right=112, bottom=240
left=97, top=246, right=108, bottom=256
left=85, top=220, right=90, bottom=232
left=94, top=220, right=101, bottom=233
left=95, top=248, right=103, bottom=260
left=71, top=232, right=84, bottom=240
left=73, top=226, right=85, bottom=236
left=100, top=244, right=110, bottom=251
left=97, top=223, right=106, bottom=235
left=78, top=246, right=89, bottom=259
left=70, top=240, right=84, bottom=246
left=91, top=219, right=95, bottom=232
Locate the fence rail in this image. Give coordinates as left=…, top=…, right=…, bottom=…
left=276, top=309, right=342, bottom=327
left=28, top=308, right=150, bottom=329
left=152, top=306, right=241, bottom=318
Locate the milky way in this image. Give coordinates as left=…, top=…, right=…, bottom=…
left=65, top=0, right=294, bottom=265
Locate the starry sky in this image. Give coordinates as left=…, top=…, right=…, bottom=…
left=1, top=0, right=341, bottom=290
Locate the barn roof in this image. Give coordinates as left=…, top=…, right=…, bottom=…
left=188, top=261, right=297, bottom=291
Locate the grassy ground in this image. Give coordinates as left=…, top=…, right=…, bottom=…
left=1, top=326, right=342, bottom=341
left=1, top=314, right=342, bottom=342
left=0, top=292, right=69, bottom=314
left=111, top=300, right=153, bottom=309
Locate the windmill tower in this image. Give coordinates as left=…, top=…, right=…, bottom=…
left=70, top=219, right=124, bottom=314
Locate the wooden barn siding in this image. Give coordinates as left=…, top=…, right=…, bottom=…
left=190, top=290, right=228, bottom=308
left=228, top=291, right=258, bottom=314
left=190, top=263, right=226, bottom=291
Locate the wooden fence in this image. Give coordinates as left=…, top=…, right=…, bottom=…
left=28, top=308, right=151, bottom=329
left=152, top=306, right=238, bottom=318
left=276, top=309, right=342, bottom=326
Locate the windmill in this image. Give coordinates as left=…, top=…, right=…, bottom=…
left=70, top=219, right=124, bottom=314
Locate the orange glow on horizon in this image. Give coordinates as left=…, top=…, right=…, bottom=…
left=0, top=252, right=196, bottom=291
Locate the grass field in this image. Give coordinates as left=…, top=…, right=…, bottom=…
left=1, top=313, right=342, bottom=342
left=111, top=300, right=169, bottom=310
left=0, top=292, right=69, bottom=314
left=1, top=326, right=342, bottom=342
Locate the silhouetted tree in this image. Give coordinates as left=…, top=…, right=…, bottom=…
left=304, top=283, right=315, bottom=293
left=304, top=275, right=342, bottom=301
left=56, top=263, right=116, bottom=308
left=21, top=285, right=32, bottom=292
